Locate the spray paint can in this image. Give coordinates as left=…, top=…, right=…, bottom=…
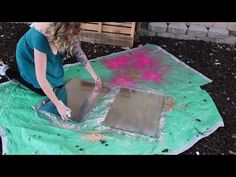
left=66, top=111, right=71, bottom=118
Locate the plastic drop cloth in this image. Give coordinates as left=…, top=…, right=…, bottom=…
left=0, top=44, right=223, bottom=155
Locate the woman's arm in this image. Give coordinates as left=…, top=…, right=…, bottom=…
left=34, top=49, right=71, bottom=119
left=72, top=39, right=102, bottom=88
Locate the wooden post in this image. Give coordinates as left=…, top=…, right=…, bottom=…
left=130, top=22, right=136, bottom=38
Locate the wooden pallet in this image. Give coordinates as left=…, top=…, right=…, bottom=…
left=79, top=22, right=138, bottom=47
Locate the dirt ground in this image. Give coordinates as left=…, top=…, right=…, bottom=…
left=0, top=22, right=235, bottom=155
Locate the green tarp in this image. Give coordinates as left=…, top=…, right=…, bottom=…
left=0, top=44, right=223, bottom=154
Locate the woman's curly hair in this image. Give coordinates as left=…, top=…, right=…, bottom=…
left=47, top=22, right=81, bottom=55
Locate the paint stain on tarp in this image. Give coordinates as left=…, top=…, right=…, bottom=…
left=162, top=149, right=169, bottom=153
left=102, top=50, right=168, bottom=87
left=100, top=140, right=106, bottom=144
left=32, top=135, right=41, bottom=139
left=126, top=68, right=141, bottom=80
left=110, top=76, right=135, bottom=87
left=195, top=127, right=204, bottom=135
left=103, top=56, right=131, bottom=69
left=164, top=98, right=176, bottom=112
left=133, top=54, right=154, bottom=69
left=142, top=70, right=161, bottom=83
left=80, top=132, right=105, bottom=143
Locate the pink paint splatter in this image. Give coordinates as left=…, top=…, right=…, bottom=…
left=103, top=56, right=131, bottom=69
left=103, top=48, right=168, bottom=86
left=110, top=76, right=135, bottom=87
left=143, top=70, right=162, bottom=83
left=133, top=54, right=154, bottom=69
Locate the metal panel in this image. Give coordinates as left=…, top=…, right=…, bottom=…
left=37, top=79, right=109, bottom=123
left=103, top=88, right=164, bottom=137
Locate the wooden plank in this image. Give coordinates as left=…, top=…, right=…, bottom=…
left=102, top=25, right=131, bottom=34
left=130, top=22, right=136, bottom=38
left=102, top=22, right=132, bottom=27
left=79, top=31, right=134, bottom=47
left=86, top=22, right=99, bottom=24
left=80, top=23, right=99, bottom=31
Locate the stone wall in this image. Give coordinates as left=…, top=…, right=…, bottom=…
left=140, top=22, right=236, bottom=46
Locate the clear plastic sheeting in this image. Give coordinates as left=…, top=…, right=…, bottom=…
left=100, top=45, right=211, bottom=90
left=0, top=44, right=223, bottom=155
left=35, top=82, right=169, bottom=141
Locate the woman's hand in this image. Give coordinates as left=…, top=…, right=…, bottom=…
left=55, top=101, right=72, bottom=120
left=93, top=76, right=102, bottom=91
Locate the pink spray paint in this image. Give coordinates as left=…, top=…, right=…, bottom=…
left=142, top=70, right=162, bottom=83
left=103, top=55, right=131, bottom=69
left=110, top=76, right=135, bottom=87
left=103, top=48, right=165, bottom=86
left=133, top=54, right=154, bottom=69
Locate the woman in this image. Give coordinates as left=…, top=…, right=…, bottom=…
left=0, top=22, right=102, bottom=120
